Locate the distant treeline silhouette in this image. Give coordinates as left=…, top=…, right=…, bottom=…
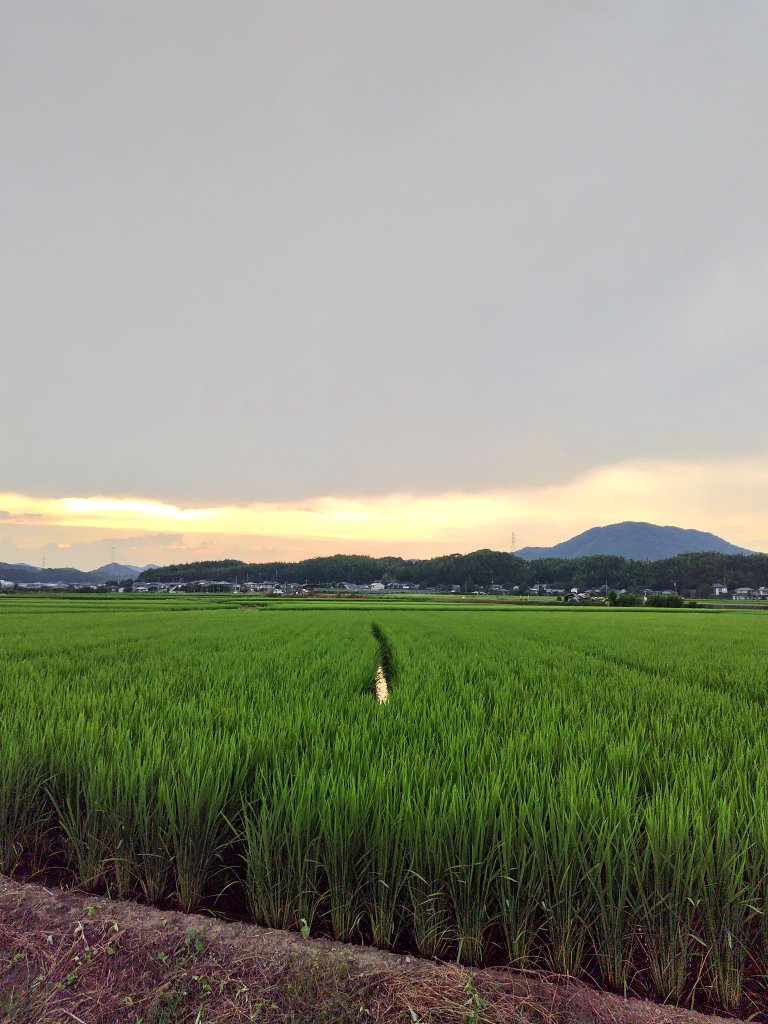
left=139, top=549, right=768, bottom=596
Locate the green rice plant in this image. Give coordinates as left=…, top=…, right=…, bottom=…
left=96, top=741, right=150, bottom=899
left=0, top=740, right=46, bottom=874
left=634, top=788, right=704, bottom=1005
left=439, top=784, right=499, bottom=965
left=1, top=597, right=767, bottom=1015
left=317, top=774, right=369, bottom=942
left=697, top=789, right=752, bottom=1011
left=359, top=780, right=409, bottom=950
left=748, top=782, right=768, bottom=986
left=134, top=755, right=172, bottom=904
left=534, top=770, right=593, bottom=978
left=578, top=772, right=640, bottom=993
left=53, top=780, right=108, bottom=890
left=406, top=868, right=455, bottom=960
left=404, top=794, right=455, bottom=960
left=495, top=767, right=545, bottom=968
left=159, top=742, right=238, bottom=913
left=240, top=765, right=324, bottom=932
left=50, top=740, right=116, bottom=892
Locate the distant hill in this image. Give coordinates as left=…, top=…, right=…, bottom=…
left=0, top=561, right=158, bottom=585
left=92, top=562, right=157, bottom=582
left=516, top=522, right=755, bottom=561
left=0, top=562, right=96, bottom=585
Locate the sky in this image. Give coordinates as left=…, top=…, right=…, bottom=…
left=2, top=1, right=767, bottom=570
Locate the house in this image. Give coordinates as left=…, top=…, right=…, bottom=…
left=252, top=581, right=278, bottom=592
left=732, top=587, right=754, bottom=601
left=753, top=587, right=768, bottom=600
left=370, top=580, right=385, bottom=591
left=712, top=583, right=728, bottom=596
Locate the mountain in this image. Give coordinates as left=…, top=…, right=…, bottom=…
left=0, top=561, right=158, bottom=585
left=0, top=562, right=97, bottom=585
left=92, top=562, right=157, bottom=581
left=516, top=522, right=755, bottom=561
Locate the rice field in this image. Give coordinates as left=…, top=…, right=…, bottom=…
left=1, top=596, right=766, bottom=1015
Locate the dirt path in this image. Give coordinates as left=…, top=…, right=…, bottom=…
left=0, top=874, right=743, bottom=1024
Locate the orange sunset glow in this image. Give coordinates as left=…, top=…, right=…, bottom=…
left=2, top=456, right=766, bottom=570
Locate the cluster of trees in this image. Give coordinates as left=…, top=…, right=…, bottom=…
left=139, top=549, right=768, bottom=597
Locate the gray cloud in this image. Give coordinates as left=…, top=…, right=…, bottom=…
left=2, top=1, right=767, bottom=504
left=0, top=512, right=44, bottom=523
left=0, top=531, right=184, bottom=569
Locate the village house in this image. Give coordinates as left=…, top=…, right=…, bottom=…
left=729, top=586, right=768, bottom=601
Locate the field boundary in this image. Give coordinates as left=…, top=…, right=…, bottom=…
left=0, top=875, right=740, bottom=1024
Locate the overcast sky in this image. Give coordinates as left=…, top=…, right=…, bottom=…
left=2, top=2, right=767, bottom=567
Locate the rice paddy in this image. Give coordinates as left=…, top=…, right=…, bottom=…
left=1, top=596, right=766, bottom=1015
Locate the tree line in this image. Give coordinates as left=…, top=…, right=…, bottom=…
left=138, top=549, right=768, bottom=597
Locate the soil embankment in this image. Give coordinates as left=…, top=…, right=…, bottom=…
left=0, top=875, right=741, bottom=1024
